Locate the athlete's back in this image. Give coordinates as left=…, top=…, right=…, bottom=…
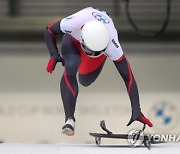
left=60, top=7, right=123, bottom=61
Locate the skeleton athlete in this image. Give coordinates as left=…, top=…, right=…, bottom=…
left=44, top=7, right=153, bottom=136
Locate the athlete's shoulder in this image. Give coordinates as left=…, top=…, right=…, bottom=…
left=60, top=7, right=92, bottom=24
left=63, top=7, right=94, bottom=19
left=60, top=7, right=96, bottom=33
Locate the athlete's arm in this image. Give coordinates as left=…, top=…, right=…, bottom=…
left=44, top=20, right=65, bottom=73
left=113, top=55, right=153, bottom=127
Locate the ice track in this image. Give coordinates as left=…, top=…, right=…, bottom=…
left=0, top=143, right=180, bottom=154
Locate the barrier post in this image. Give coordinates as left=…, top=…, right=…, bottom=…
left=8, top=0, right=21, bottom=16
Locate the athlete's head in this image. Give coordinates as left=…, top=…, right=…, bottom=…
left=80, top=20, right=109, bottom=57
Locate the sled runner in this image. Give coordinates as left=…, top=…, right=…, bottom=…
left=90, top=120, right=152, bottom=149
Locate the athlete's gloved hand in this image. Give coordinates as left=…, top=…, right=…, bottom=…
left=46, top=54, right=64, bottom=73
left=127, top=114, right=153, bottom=127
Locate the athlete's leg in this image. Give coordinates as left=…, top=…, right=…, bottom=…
left=78, top=59, right=106, bottom=87
left=71, top=37, right=107, bottom=87
left=60, top=34, right=81, bottom=122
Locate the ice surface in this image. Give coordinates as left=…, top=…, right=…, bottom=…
left=0, top=143, right=179, bottom=154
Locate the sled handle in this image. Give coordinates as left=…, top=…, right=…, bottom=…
left=100, top=120, right=113, bottom=134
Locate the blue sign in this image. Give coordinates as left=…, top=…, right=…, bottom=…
left=149, top=101, right=179, bottom=132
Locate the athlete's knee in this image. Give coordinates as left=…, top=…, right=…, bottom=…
left=65, top=60, right=79, bottom=75
left=79, top=80, right=92, bottom=87
left=65, top=60, right=77, bottom=69
left=78, top=75, right=94, bottom=87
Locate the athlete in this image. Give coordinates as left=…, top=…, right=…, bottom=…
left=44, top=7, right=153, bottom=136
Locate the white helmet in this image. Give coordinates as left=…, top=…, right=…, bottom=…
left=81, top=20, right=109, bottom=57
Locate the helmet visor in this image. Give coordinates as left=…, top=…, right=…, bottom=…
left=81, top=41, right=104, bottom=57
